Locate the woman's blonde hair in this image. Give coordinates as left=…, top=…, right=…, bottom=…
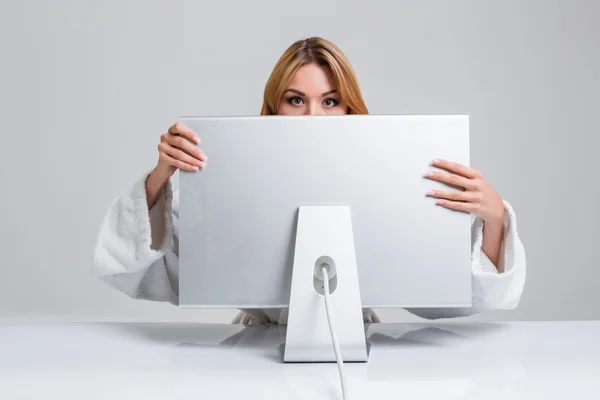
left=260, top=37, right=369, bottom=115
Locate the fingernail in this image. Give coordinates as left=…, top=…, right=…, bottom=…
left=427, top=190, right=435, bottom=196
left=433, top=159, right=440, bottom=165
left=426, top=172, right=434, bottom=177
left=437, top=200, right=444, bottom=205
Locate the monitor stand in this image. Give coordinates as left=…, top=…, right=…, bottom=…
left=283, top=205, right=369, bottom=363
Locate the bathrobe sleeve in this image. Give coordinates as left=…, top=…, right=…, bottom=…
left=91, top=171, right=180, bottom=305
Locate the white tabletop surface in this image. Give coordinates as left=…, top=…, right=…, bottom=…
left=1, top=320, right=599, bottom=399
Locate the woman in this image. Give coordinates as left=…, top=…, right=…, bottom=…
left=92, top=37, right=526, bottom=324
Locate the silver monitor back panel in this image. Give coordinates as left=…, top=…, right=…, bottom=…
left=178, top=115, right=471, bottom=309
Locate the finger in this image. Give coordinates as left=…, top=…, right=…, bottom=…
left=426, top=189, right=477, bottom=202
left=435, top=199, right=475, bottom=214
left=160, top=152, right=202, bottom=172
left=168, top=122, right=200, bottom=144
left=432, top=159, right=481, bottom=179
left=161, top=142, right=206, bottom=168
left=162, top=133, right=206, bottom=161
left=425, top=171, right=476, bottom=191
left=166, top=133, right=206, bottom=161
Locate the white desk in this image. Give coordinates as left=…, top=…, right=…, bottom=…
left=1, top=321, right=599, bottom=399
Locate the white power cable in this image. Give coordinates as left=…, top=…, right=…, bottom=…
left=321, top=266, right=348, bottom=400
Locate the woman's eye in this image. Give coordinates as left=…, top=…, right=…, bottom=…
left=323, top=98, right=339, bottom=107
left=288, top=97, right=304, bottom=105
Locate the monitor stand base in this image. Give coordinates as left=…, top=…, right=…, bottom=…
left=283, top=205, right=369, bottom=363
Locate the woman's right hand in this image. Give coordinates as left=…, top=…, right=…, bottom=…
left=146, top=122, right=207, bottom=209
left=156, top=122, right=207, bottom=176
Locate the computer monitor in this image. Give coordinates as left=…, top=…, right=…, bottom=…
left=178, top=114, right=471, bottom=363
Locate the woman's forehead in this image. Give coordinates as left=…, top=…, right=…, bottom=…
left=286, top=64, right=337, bottom=94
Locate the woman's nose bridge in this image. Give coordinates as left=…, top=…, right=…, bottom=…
left=306, top=100, right=325, bottom=115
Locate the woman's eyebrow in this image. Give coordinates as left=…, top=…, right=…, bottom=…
left=284, top=89, right=305, bottom=96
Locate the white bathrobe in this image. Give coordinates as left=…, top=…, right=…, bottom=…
left=91, top=171, right=527, bottom=324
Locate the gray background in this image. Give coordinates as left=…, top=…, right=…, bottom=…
left=0, top=0, right=598, bottom=323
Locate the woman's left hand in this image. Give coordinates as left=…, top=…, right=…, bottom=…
left=425, top=159, right=505, bottom=224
